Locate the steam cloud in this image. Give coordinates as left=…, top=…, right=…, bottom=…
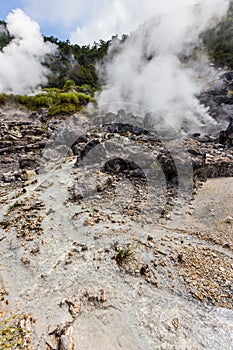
left=0, top=9, right=56, bottom=95
left=98, top=0, right=231, bottom=131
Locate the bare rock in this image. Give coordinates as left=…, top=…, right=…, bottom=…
left=59, top=327, right=74, bottom=350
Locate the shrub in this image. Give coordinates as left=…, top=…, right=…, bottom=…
left=58, top=92, right=79, bottom=104
left=48, top=103, right=77, bottom=116
left=0, top=93, right=8, bottom=105
left=76, top=92, right=95, bottom=104
left=14, top=94, right=53, bottom=109
left=78, top=84, right=96, bottom=96
left=42, top=87, right=61, bottom=93
left=115, top=248, right=134, bottom=265
left=62, top=79, right=76, bottom=91
left=11, top=88, right=95, bottom=116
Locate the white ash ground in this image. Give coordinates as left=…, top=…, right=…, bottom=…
left=0, top=104, right=233, bottom=348
left=0, top=157, right=233, bottom=349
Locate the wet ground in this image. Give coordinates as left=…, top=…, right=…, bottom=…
left=0, top=155, right=233, bottom=349
left=0, top=103, right=233, bottom=348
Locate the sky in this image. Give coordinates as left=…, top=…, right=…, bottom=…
left=0, top=0, right=70, bottom=41
left=0, top=0, right=218, bottom=45
left=0, top=0, right=152, bottom=44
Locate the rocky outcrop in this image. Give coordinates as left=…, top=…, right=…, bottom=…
left=0, top=115, right=60, bottom=184
left=198, top=71, right=233, bottom=124
left=1, top=105, right=233, bottom=193
left=219, top=117, right=233, bottom=145
left=74, top=115, right=233, bottom=185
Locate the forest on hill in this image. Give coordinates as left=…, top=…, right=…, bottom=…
left=1, top=3, right=233, bottom=115
left=0, top=20, right=126, bottom=90
left=201, top=2, right=233, bottom=69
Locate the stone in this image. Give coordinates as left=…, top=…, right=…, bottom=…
left=76, top=139, right=101, bottom=163
left=2, top=172, right=15, bottom=182
left=20, top=170, right=37, bottom=181
left=96, top=175, right=113, bottom=192
left=102, top=157, right=146, bottom=178
left=29, top=111, right=39, bottom=119
left=72, top=179, right=96, bottom=201
left=19, top=155, right=40, bottom=169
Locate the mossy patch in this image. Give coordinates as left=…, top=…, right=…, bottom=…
left=12, top=88, right=95, bottom=116
left=0, top=79, right=95, bottom=116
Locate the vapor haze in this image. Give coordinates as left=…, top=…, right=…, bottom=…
left=97, top=0, right=231, bottom=131
left=0, top=9, right=56, bottom=95
left=21, top=0, right=161, bottom=45
left=0, top=1, right=230, bottom=128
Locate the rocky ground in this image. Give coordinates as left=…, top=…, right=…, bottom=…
left=0, top=81, right=233, bottom=349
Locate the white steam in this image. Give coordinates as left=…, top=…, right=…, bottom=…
left=98, top=0, right=230, bottom=130
left=0, top=9, right=56, bottom=95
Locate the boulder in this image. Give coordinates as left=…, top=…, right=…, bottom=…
left=19, top=155, right=40, bottom=170
left=219, top=118, right=233, bottom=145
left=102, top=157, right=146, bottom=178
left=2, top=172, right=15, bottom=183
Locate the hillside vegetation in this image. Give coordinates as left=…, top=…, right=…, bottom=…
left=1, top=5, right=233, bottom=115
left=202, top=3, right=233, bottom=68
left=0, top=80, right=95, bottom=116
left=0, top=20, right=120, bottom=90
left=0, top=21, right=125, bottom=114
